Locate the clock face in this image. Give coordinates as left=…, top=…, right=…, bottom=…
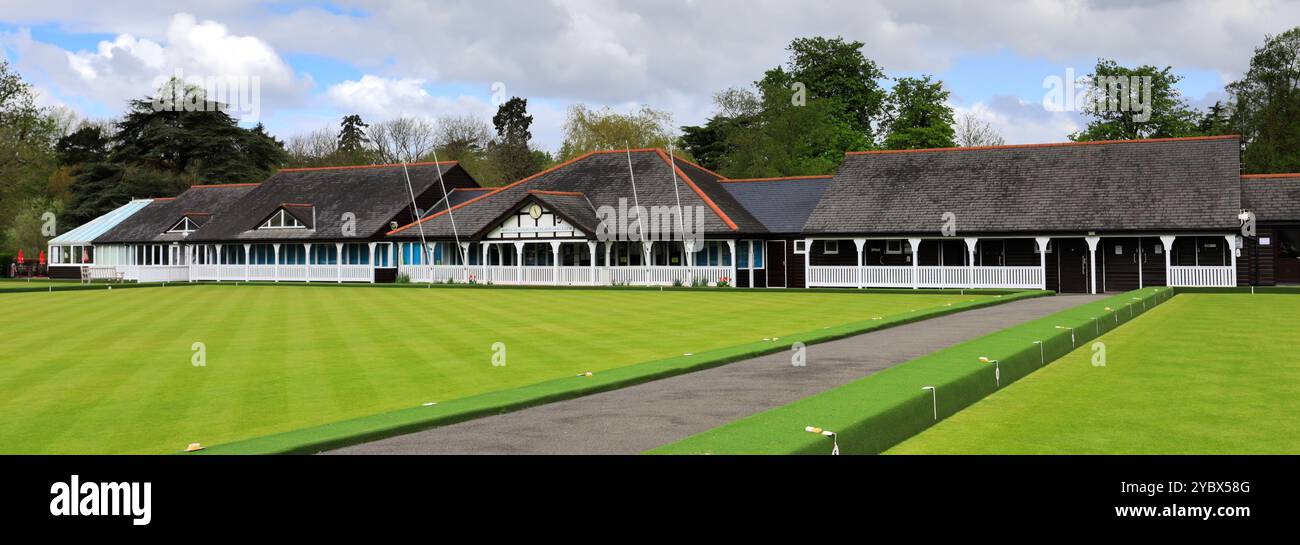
left=528, top=204, right=543, bottom=219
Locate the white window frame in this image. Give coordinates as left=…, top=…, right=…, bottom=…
left=885, top=240, right=903, bottom=254
left=793, top=240, right=808, bottom=255
left=259, top=209, right=306, bottom=230
left=823, top=240, right=840, bottom=255
left=167, top=216, right=201, bottom=234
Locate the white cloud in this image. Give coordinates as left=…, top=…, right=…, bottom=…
left=4, top=13, right=310, bottom=122
left=4, top=1, right=1297, bottom=148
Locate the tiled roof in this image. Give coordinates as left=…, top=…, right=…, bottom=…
left=95, top=184, right=257, bottom=243
left=1242, top=174, right=1300, bottom=222
left=186, top=162, right=477, bottom=242
left=388, top=149, right=768, bottom=241
left=721, top=176, right=831, bottom=234
left=805, top=136, right=1243, bottom=235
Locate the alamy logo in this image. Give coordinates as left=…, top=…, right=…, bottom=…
left=49, top=475, right=151, bottom=526
left=594, top=198, right=706, bottom=247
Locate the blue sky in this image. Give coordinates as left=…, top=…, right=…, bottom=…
left=1, top=1, right=1292, bottom=151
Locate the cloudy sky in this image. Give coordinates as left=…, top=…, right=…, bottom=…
left=1, top=0, right=1296, bottom=153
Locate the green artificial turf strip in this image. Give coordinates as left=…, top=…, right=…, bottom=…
left=887, top=293, right=1300, bottom=454
left=0, top=284, right=1007, bottom=454
left=648, top=288, right=1172, bottom=455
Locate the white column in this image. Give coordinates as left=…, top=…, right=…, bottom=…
left=1226, top=234, right=1239, bottom=287
left=304, top=243, right=313, bottom=282
left=853, top=238, right=866, bottom=289
left=587, top=241, right=597, bottom=285
left=908, top=238, right=922, bottom=289
left=243, top=244, right=251, bottom=281
left=604, top=241, right=612, bottom=267
left=802, top=239, right=812, bottom=289
left=367, top=242, right=377, bottom=283
left=215, top=244, right=223, bottom=281
left=460, top=242, right=471, bottom=282
left=549, top=240, right=561, bottom=285
left=964, top=237, right=979, bottom=289
left=514, top=241, right=525, bottom=284
left=1160, top=236, right=1175, bottom=288
left=1085, top=236, right=1100, bottom=294
left=726, top=239, right=737, bottom=288
left=272, top=243, right=281, bottom=282
left=1035, top=237, right=1050, bottom=290
left=336, top=242, right=344, bottom=283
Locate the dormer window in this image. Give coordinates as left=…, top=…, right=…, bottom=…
left=260, top=209, right=307, bottom=229
left=167, top=216, right=202, bottom=234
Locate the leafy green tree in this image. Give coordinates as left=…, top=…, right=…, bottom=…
left=1227, top=28, right=1300, bottom=173
left=778, top=36, right=887, bottom=139
left=1070, top=59, right=1200, bottom=141
left=5, top=197, right=62, bottom=260
left=337, top=114, right=369, bottom=153
left=56, top=125, right=111, bottom=165
left=881, top=75, right=956, bottom=149
left=112, top=78, right=286, bottom=181
left=558, top=104, right=676, bottom=160
left=0, top=61, right=60, bottom=255
left=1196, top=101, right=1234, bottom=136
left=707, top=73, right=870, bottom=178
left=489, top=97, right=545, bottom=183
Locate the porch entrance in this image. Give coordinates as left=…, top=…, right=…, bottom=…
left=1056, top=238, right=1091, bottom=293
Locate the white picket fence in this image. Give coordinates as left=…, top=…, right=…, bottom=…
left=129, top=264, right=375, bottom=283
left=1168, top=266, right=1236, bottom=287
left=808, top=265, right=1044, bottom=289
left=405, top=265, right=731, bottom=286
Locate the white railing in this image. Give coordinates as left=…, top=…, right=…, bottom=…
left=1168, top=266, right=1235, bottom=287
left=123, top=263, right=377, bottom=283
left=809, top=265, right=1044, bottom=289
left=136, top=266, right=190, bottom=283
left=404, top=265, right=731, bottom=286
left=191, top=264, right=219, bottom=281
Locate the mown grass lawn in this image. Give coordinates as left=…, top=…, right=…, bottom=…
left=889, top=294, right=1300, bottom=454
left=0, top=284, right=983, bottom=454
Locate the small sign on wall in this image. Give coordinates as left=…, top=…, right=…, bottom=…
left=1261, top=237, right=1272, bottom=246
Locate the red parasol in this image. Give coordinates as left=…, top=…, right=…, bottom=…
left=39, top=250, right=46, bottom=266
left=16, top=248, right=23, bottom=264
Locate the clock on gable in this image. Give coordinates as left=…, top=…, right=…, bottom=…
left=528, top=204, right=543, bottom=219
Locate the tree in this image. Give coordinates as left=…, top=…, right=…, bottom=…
left=435, top=115, right=492, bottom=161
left=1196, top=101, right=1234, bottom=136
left=5, top=197, right=61, bottom=260
left=367, top=117, right=437, bottom=163
left=337, top=114, right=370, bottom=154
left=955, top=113, right=1005, bottom=147
left=490, top=97, right=545, bottom=183
left=701, top=77, right=869, bottom=178
left=558, top=104, right=676, bottom=160
left=56, top=124, right=112, bottom=165
left=285, top=126, right=341, bottom=168
left=882, top=76, right=956, bottom=150
left=0, top=61, right=60, bottom=260
left=778, top=36, right=887, bottom=139
left=1069, top=59, right=1200, bottom=141
left=493, top=97, right=533, bottom=145
left=112, top=78, right=286, bottom=181
left=1227, top=28, right=1300, bottom=173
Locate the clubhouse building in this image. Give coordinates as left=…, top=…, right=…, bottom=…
left=48, top=135, right=1300, bottom=293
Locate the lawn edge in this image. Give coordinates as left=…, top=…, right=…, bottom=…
left=647, top=287, right=1180, bottom=455
left=193, top=290, right=1047, bottom=455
